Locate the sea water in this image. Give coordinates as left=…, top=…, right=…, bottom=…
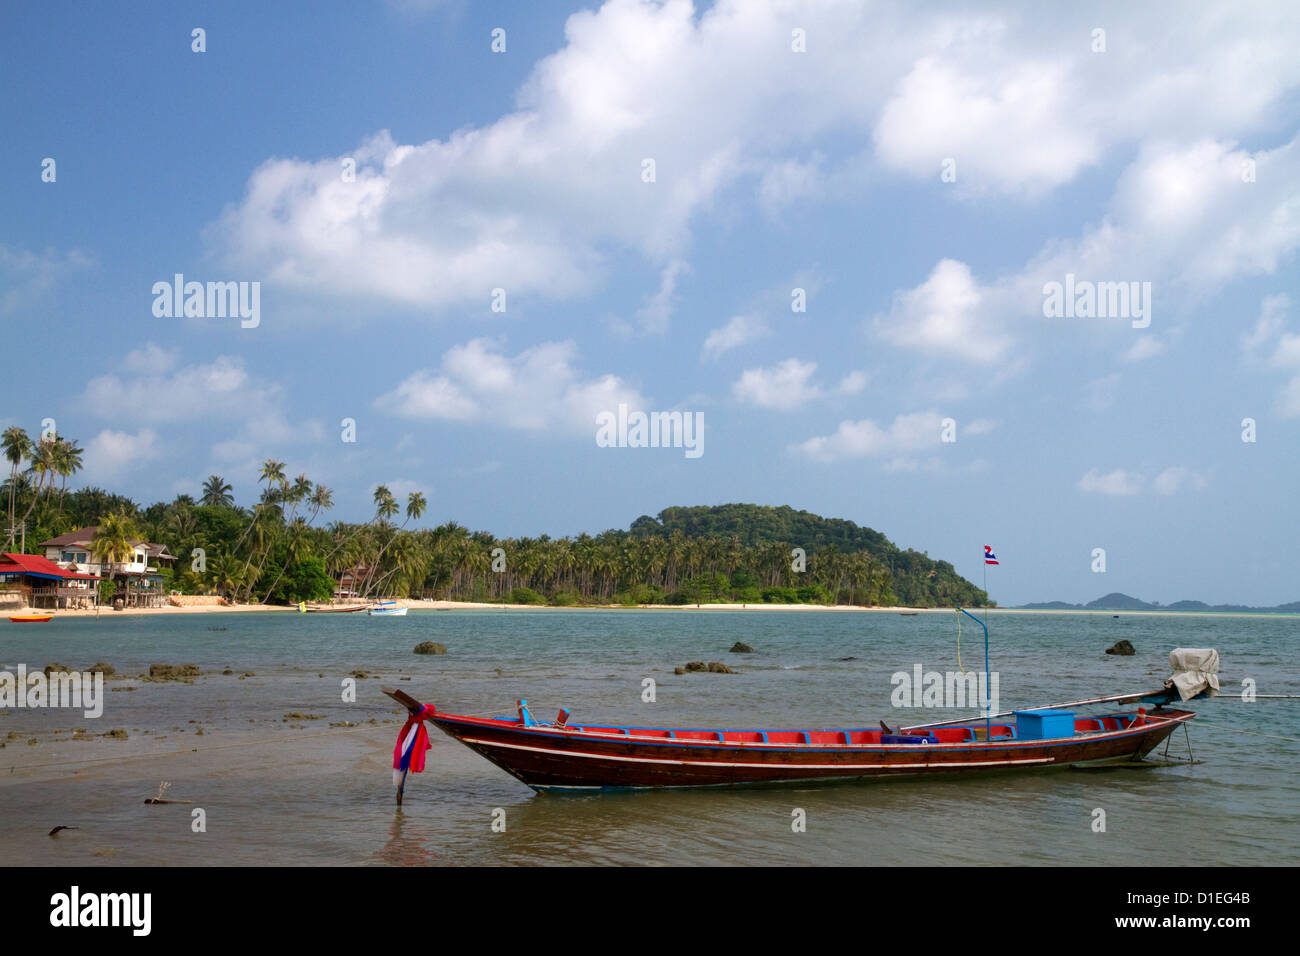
left=1, top=609, right=1295, bottom=866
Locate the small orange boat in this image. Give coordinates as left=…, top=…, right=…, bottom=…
left=8, top=612, right=54, bottom=623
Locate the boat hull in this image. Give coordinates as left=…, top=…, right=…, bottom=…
left=8, top=615, right=54, bottom=623
left=429, top=710, right=1194, bottom=791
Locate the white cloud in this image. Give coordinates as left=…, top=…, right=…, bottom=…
left=1078, top=468, right=1143, bottom=496
left=84, top=428, right=161, bottom=479
left=1241, top=293, right=1290, bottom=353
left=1120, top=336, right=1166, bottom=362
left=873, top=259, right=1011, bottom=363
left=757, top=154, right=824, bottom=214
left=83, top=354, right=280, bottom=424
left=374, top=338, right=646, bottom=435
left=1240, top=293, right=1300, bottom=417
left=122, top=344, right=180, bottom=374
left=796, top=411, right=944, bottom=462
left=874, top=55, right=1099, bottom=196
left=873, top=134, right=1300, bottom=365
left=732, top=358, right=822, bottom=409
left=624, top=259, right=689, bottom=337
left=837, top=371, right=868, bottom=395
left=208, top=2, right=1300, bottom=321
left=0, top=245, right=94, bottom=315
left=702, top=314, right=767, bottom=361
left=1152, top=467, right=1207, bottom=495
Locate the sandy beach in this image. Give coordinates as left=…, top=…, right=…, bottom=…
left=8, top=599, right=1293, bottom=619
left=13, top=599, right=950, bottom=618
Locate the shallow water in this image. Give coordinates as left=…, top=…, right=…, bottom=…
left=2, top=609, right=1296, bottom=865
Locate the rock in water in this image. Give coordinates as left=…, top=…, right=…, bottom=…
left=1105, top=640, right=1136, bottom=656
left=148, top=664, right=201, bottom=681
left=729, top=642, right=754, bottom=653
left=414, top=642, right=447, bottom=655
left=683, top=661, right=708, bottom=672
left=706, top=662, right=734, bottom=673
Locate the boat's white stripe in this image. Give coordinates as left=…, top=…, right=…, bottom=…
left=460, top=737, right=1057, bottom=771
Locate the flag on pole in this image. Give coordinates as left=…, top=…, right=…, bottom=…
left=984, top=546, right=999, bottom=566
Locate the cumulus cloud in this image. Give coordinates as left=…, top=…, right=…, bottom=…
left=374, top=337, right=646, bottom=435
left=83, top=354, right=280, bottom=424
left=1078, top=468, right=1143, bottom=496
left=796, top=411, right=946, bottom=462
left=84, top=428, right=161, bottom=479
left=732, top=358, right=822, bottom=409
left=702, top=314, right=767, bottom=361
left=872, top=134, right=1300, bottom=364
left=873, top=259, right=1010, bottom=363
left=207, top=1, right=1300, bottom=326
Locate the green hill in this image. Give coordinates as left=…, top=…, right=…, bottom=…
left=628, top=504, right=988, bottom=607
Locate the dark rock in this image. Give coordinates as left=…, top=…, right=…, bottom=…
left=707, top=662, right=734, bottom=673
left=88, top=662, right=115, bottom=676
left=148, top=664, right=201, bottom=681
left=683, top=661, right=708, bottom=672
left=674, top=667, right=686, bottom=675
left=43, top=663, right=71, bottom=677
left=729, top=642, right=755, bottom=653
left=1105, top=640, right=1136, bottom=656
left=413, top=642, right=447, bottom=655
left=835, top=656, right=859, bottom=662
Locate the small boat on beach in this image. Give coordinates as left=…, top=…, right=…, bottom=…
left=8, top=612, right=54, bottom=623
left=368, top=602, right=408, bottom=617
left=303, top=604, right=370, bottom=613
left=899, top=610, right=920, bottom=616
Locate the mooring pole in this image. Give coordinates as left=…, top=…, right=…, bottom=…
left=958, top=607, right=991, bottom=737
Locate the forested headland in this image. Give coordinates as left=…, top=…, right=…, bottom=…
left=3, top=429, right=989, bottom=607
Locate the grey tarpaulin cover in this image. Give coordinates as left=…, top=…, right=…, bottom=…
left=1165, top=648, right=1220, bottom=700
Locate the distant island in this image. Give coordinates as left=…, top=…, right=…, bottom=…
left=1019, top=591, right=1300, bottom=613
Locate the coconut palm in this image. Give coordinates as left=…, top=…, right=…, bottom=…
left=52, top=436, right=83, bottom=508
left=201, top=475, right=234, bottom=508
left=2, top=426, right=31, bottom=547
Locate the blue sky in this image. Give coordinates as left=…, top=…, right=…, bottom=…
left=3, top=0, right=1299, bottom=606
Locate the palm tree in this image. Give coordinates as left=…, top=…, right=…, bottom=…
left=52, top=436, right=83, bottom=509
left=14, top=435, right=59, bottom=535
left=207, top=552, right=247, bottom=601
left=2, top=426, right=31, bottom=547
left=201, top=475, right=234, bottom=508
left=92, top=512, right=141, bottom=601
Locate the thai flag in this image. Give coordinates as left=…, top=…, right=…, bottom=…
left=984, top=546, right=999, bottom=566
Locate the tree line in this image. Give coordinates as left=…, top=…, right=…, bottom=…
left=3, top=427, right=990, bottom=607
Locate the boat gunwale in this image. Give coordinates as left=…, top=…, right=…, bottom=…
left=429, top=708, right=1195, bottom=753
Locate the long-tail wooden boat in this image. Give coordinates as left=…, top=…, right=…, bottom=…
left=382, top=686, right=1197, bottom=793
left=368, top=602, right=408, bottom=616
left=304, top=604, right=370, bottom=613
